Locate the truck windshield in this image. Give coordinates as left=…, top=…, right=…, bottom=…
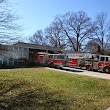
left=100, top=57, right=105, bottom=61
left=105, top=57, right=110, bottom=62
left=57, top=55, right=68, bottom=59
left=49, top=54, right=68, bottom=59
left=99, top=56, right=110, bottom=62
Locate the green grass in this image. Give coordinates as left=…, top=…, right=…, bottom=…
left=0, top=67, right=110, bottom=110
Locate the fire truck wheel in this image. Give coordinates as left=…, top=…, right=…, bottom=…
left=103, top=67, right=110, bottom=74
left=93, top=69, right=98, bottom=72
left=50, top=62, right=54, bottom=68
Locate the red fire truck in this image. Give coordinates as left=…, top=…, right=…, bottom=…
left=85, top=55, right=110, bottom=73
left=66, top=53, right=110, bottom=74
left=34, top=52, right=68, bottom=68
left=66, top=53, right=92, bottom=68
left=48, top=54, right=68, bottom=68
left=34, top=52, right=110, bottom=73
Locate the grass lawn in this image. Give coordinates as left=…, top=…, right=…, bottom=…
left=0, top=67, right=110, bottom=110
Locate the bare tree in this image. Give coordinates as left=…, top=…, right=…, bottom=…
left=94, top=12, right=110, bottom=54
left=84, top=39, right=100, bottom=53
left=29, top=30, right=48, bottom=45
left=55, top=11, right=96, bottom=52
left=45, top=21, right=66, bottom=49
left=0, top=0, right=3, bottom=3
left=85, top=38, right=110, bottom=55
left=0, top=0, right=20, bottom=44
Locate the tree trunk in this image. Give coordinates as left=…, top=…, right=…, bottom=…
left=77, top=33, right=79, bottom=52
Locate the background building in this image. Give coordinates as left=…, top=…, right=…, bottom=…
left=0, top=42, right=61, bottom=66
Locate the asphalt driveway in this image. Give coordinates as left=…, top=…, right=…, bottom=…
left=46, top=67, right=110, bottom=80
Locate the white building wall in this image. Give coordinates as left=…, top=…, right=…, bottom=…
left=0, top=46, right=29, bottom=66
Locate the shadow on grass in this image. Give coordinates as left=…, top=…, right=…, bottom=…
left=0, top=80, right=69, bottom=110
left=0, top=80, right=24, bottom=97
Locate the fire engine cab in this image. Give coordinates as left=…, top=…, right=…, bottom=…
left=48, top=54, right=68, bottom=68
left=85, top=55, right=110, bottom=73
left=34, top=52, right=68, bottom=68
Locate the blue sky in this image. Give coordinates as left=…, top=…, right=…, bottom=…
left=13, top=0, right=110, bottom=39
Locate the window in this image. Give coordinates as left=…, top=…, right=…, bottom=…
left=0, top=55, right=2, bottom=60
left=57, top=55, right=65, bottom=59
left=14, top=47, right=18, bottom=51
left=54, top=55, right=58, bottom=59
left=108, top=58, right=110, bottom=62
left=64, top=56, right=68, bottom=59
left=48, top=55, right=53, bottom=59
left=0, top=55, right=2, bottom=65
left=14, top=59, right=18, bottom=65
left=106, top=57, right=108, bottom=62
left=19, top=47, right=23, bottom=51
left=100, top=57, right=105, bottom=61
left=106, top=57, right=110, bottom=62
left=57, top=55, right=68, bottom=59
left=8, top=52, right=13, bottom=59
left=0, top=60, right=2, bottom=65
left=3, top=58, right=7, bottom=65
left=9, top=58, right=14, bottom=65
left=100, top=56, right=110, bottom=62
left=24, top=48, right=28, bottom=52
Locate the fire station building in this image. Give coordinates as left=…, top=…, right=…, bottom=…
left=0, top=42, right=61, bottom=66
